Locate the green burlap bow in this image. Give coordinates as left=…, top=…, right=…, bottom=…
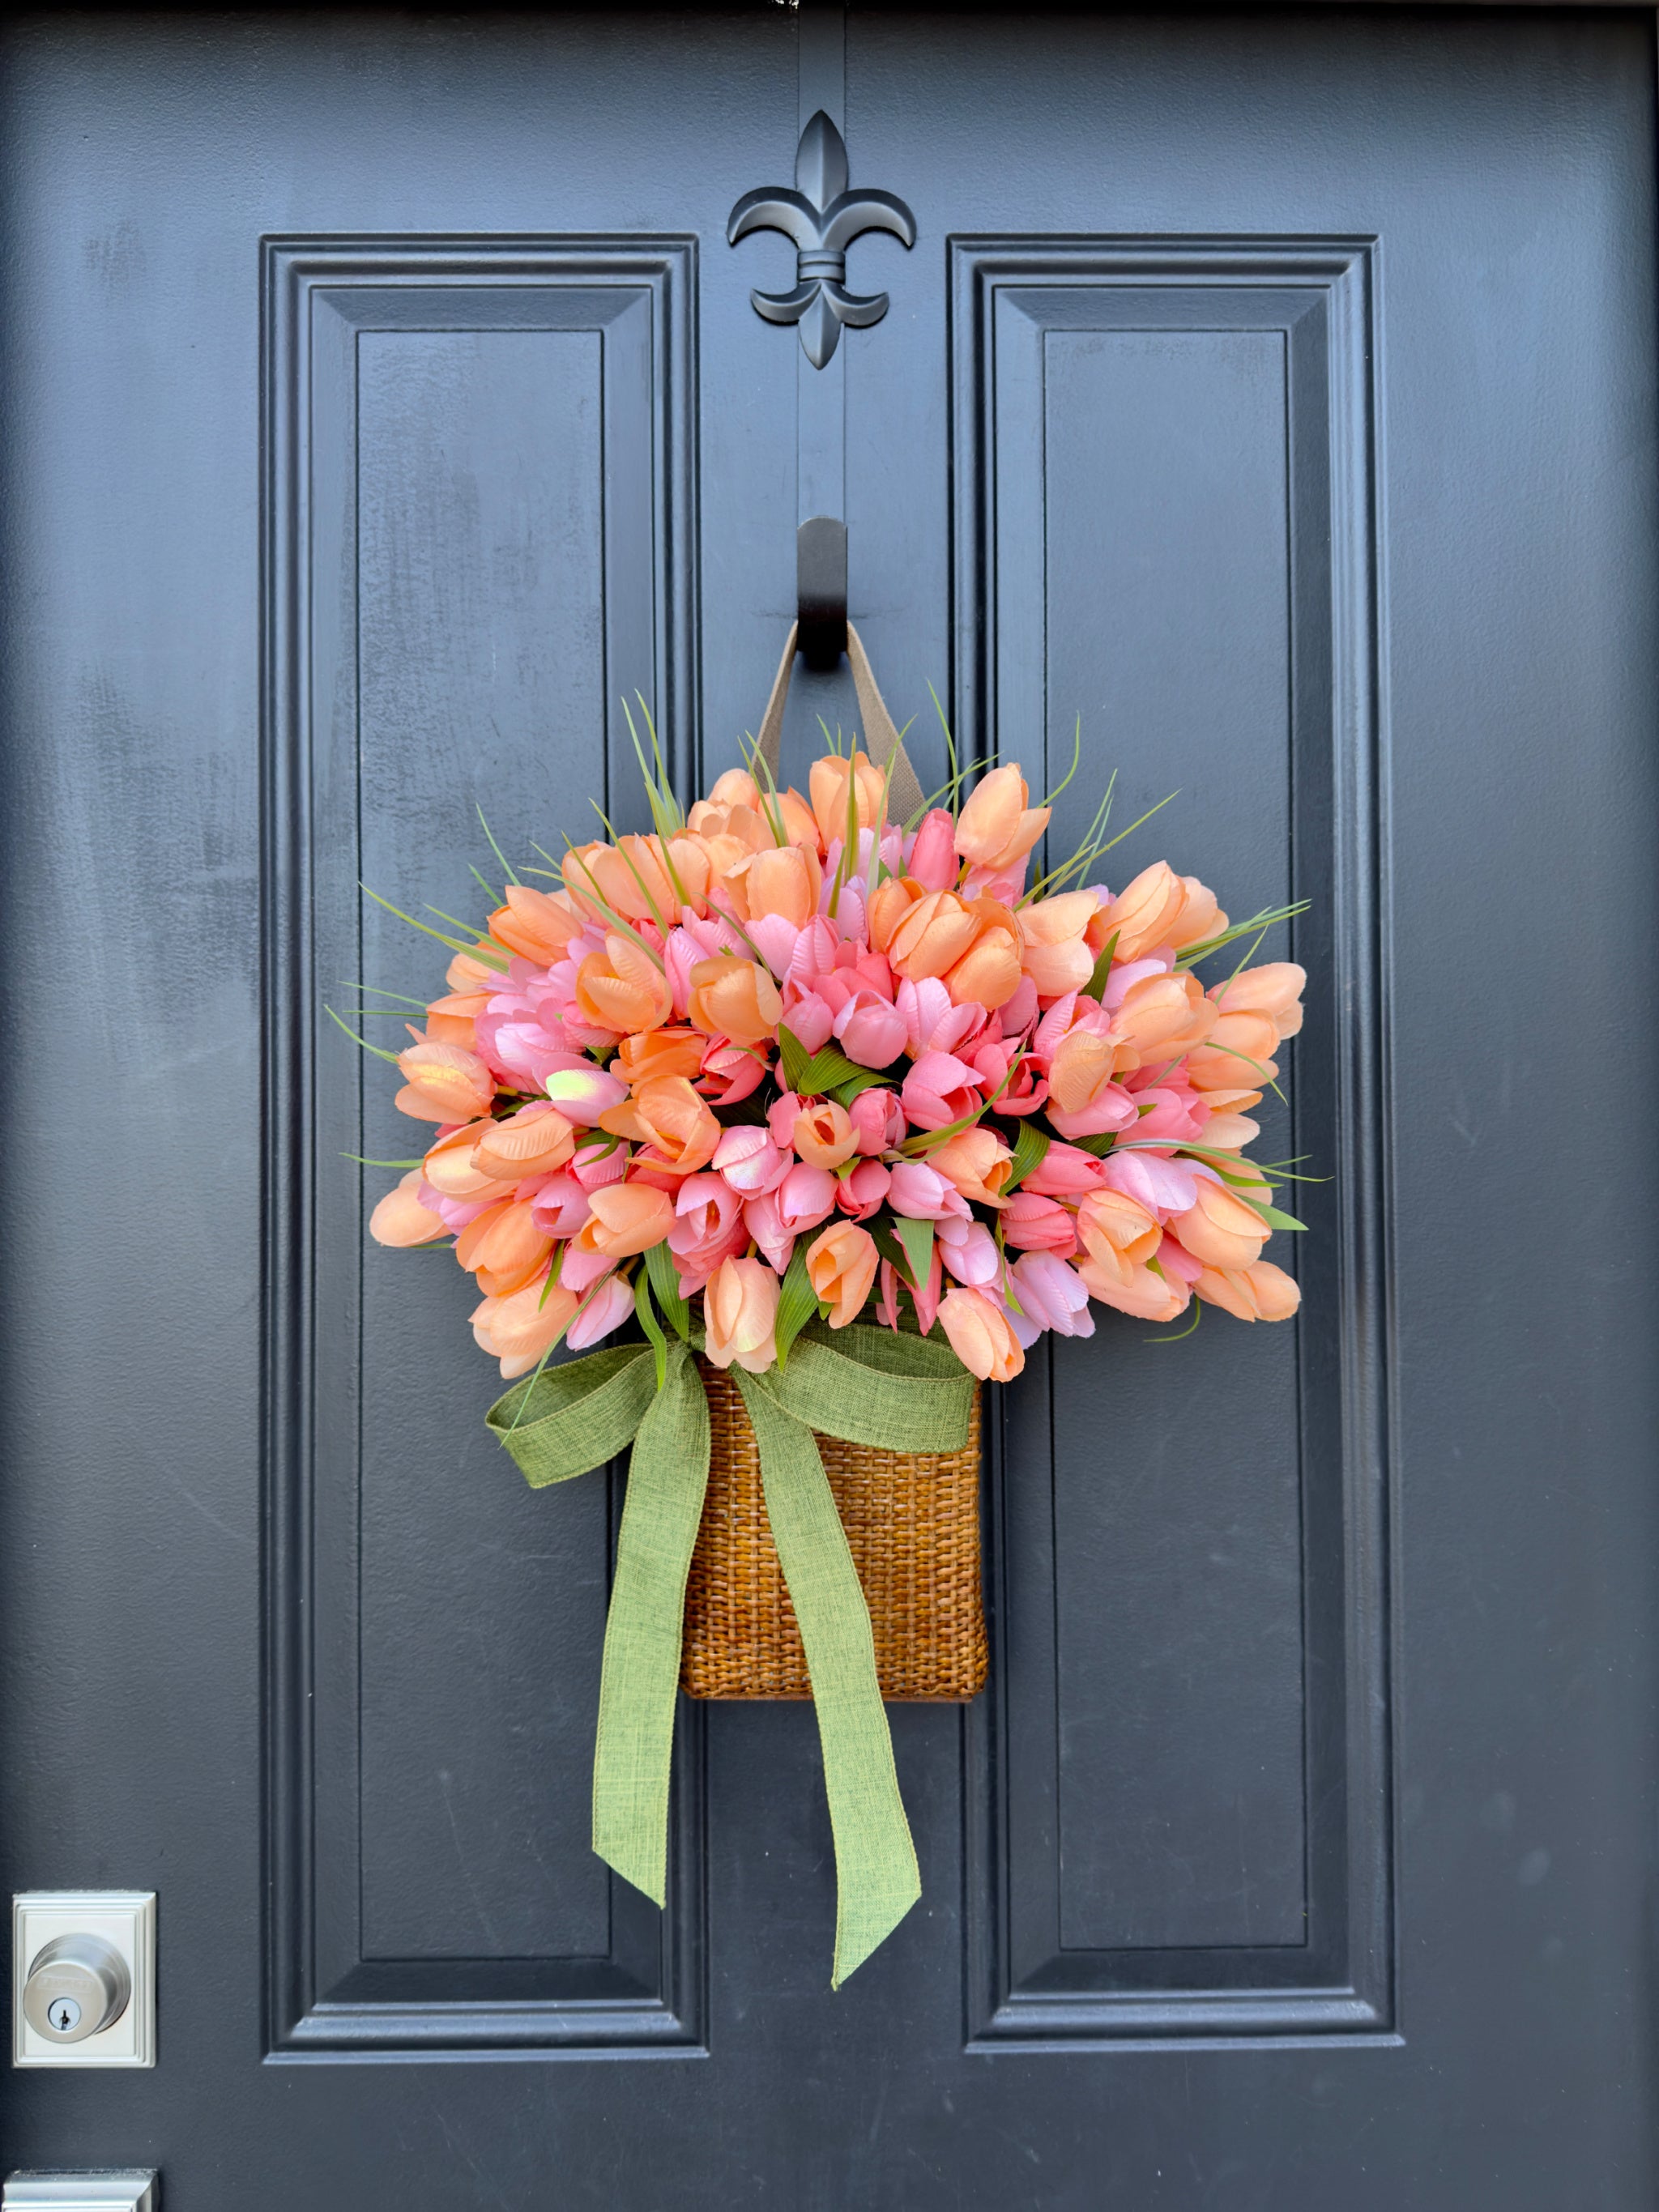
left=485, top=1323, right=975, bottom=1987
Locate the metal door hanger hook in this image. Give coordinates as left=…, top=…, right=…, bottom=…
left=796, top=517, right=847, bottom=671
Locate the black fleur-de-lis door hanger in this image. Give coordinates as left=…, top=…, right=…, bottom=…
left=728, top=111, right=917, bottom=369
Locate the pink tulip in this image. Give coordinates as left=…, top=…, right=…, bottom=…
left=836, top=1158, right=890, bottom=1220
left=1124, top=1080, right=1206, bottom=1146
left=938, top=1219, right=1000, bottom=1287
left=697, top=1038, right=769, bottom=1104
left=567, top=1272, right=634, bottom=1349
left=667, top=1175, right=747, bottom=1291
left=779, top=984, right=835, bottom=1053
left=833, top=989, right=907, bottom=1068
left=1000, top=1191, right=1079, bottom=1255
left=712, top=1125, right=791, bottom=1196
left=1158, top=1234, right=1204, bottom=1285
left=774, top=1162, right=838, bottom=1235
left=886, top=1160, right=970, bottom=1221
left=739, top=1193, right=790, bottom=1273
left=1009, top=1253, right=1095, bottom=1340
left=901, top=1050, right=983, bottom=1132
left=1022, top=1141, right=1107, bottom=1198
left=766, top=1090, right=803, bottom=1147
left=1101, top=1150, right=1201, bottom=1217
left=541, top=1062, right=629, bottom=1127
left=848, top=1088, right=904, bottom=1155
left=906, top=808, right=960, bottom=891
left=911, top=1244, right=945, bottom=1333
left=896, top=977, right=987, bottom=1059
left=529, top=1172, right=594, bottom=1238
left=560, top=1238, right=618, bottom=1296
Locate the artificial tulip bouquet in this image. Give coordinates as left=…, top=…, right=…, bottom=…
left=355, top=633, right=1308, bottom=1984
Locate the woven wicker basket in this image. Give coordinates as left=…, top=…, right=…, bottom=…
left=680, top=1358, right=987, bottom=1702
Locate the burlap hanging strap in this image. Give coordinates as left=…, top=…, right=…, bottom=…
left=754, top=620, right=928, bottom=825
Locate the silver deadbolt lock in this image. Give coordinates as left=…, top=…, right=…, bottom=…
left=22, top=1937, right=131, bottom=2045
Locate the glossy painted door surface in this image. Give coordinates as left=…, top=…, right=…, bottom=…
left=2, top=8, right=1655, bottom=2206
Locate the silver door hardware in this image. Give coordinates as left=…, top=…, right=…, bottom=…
left=11, top=1895, right=155, bottom=2069
left=2, top=2179, right=156, bottom=2212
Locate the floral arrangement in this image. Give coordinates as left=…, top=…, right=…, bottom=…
left=364, top=727, right=1307, bottom=1380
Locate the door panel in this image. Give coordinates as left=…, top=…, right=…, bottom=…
left=2, top=9, right=1655, bottom=2207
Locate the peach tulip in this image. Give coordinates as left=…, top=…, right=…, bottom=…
left=1076, top=1255, right=1191, bottom=1323
left=563, top=840, right=671, bottom=927
left=454, top=1197, right=555, bottom=1298
left=937, top=1287, right=1025, bottom=1382
left=744, top=843, right=821, bottom=926
left=806, top=1220, right=880, bottom=1328
left=1076, top=1188, right=1162, bottom=1281
left=470, top=1103, right=576, bottom=1181
left=1213, top=961, right=1306, bottom=1038
left=944, top=914, right=1023, bottom=1010
left=686, top=957, right=782, bottom=1046
left=708, top=766, right=761, bottom=811
left=663, top=834, right=714, bottom=916
left=1184, top=1008, right=1280, bottom=1092
left=369, top=1170, right=447, bottom=1247
left=808, top=748, right=888, bottom=848
left=928, top=1128, right=1014, bottom=1209
left=600, top=1076, right=720, bottom=1177
left=953, top=763, right=1051, bottom=872
left=868, top=874, right=923, bottom=953
left=1099, top=863, right=1188, bottom=963
left=888, top=889, right=984, bottom=983
left=578, top=1181, right=676, bottom=1259
left=1194, top=1259, right=1301, bottom=1323
left=394, top=1039, right=495, bottom=1124
left=421, top=990, right=485, bottom=1048
left=1169, top=1178, right=1271, bottom=1272
left=422, top=1120, right=519, bottom=1200
left=1110, top=970, right=1216, bottom=1065
left=575, top=934, right=673, bottom=1037
left=1017, top=892, right=1098, bottom=998
left=704, top=1255, right=780, bottom=1373
left=1167, top=875, right=1226, bottom=950
left=471, top=1273, right=580, bottom=1379
left=770, top=786, right=823, bottom=853
left=615, top=1026, right=707, bottom=1086
left=488, top=884, right=584, bottom=963
left=1045, top=1029, right=1136, bottom=1138
left=792, top=1098, right=859, bottom=1170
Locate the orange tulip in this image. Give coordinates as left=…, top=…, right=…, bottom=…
left=792, top=1099, right=859, bottom=1170
left=422, top=1121, right=518, bottom=1201
left=470, top=1103, right=576, bottom=1181
left=1170, top=1179, right=1271, bottom=1272
left=421, top=989, right=488, bottom=1047
left=707, top=766, right=761, bottom=811
left=809, top=748, right=889, bottom=848
left=937, top=1287, right=1025, bottom=1382
left=868, top=875, right=923, bottom=953
left=1110, top=970, right=1215, bottom=1065
left=663, top=835, right=713, bottom=916
left=928, top=1128, right=1013, bottom=1209
left=744, top=842, right=821, bottom=925
left=599, top=1076, right=720, bottom=1177
left=369, top=1170, right=447, bottom=1247
left=471, top=1272, right=579, bottom=1379
left=806, top=1221, right=880, bottom=1328
left=953, top=763, right=1051, bottom=872
left=1168, top=875, right=1226, bottom=950
left=393, top=1039, right=495, bottom=1123
left=888, top=890, right=984, bottom=982
left=1213, top=961, right=1306, bottom=1039
left=488, top=884, right=585, bottom=964
left=578, top=1181, right=676, bottom=1259
left=615, top=1026, right=707, bottom=1086
left=686, top=957, right=782, bottom=1046
left=454, top=1197, right=555, bottom=1298
left=1076, top=1255, right=1190, bottom=1323
left=1195, top=1259, right=1301, bottom=1323
left=575, top=934, right=673, bottom=1037
left=1016, top=891, right=1098, bottom=997
left=704, top=1255, right=780, bottom=1373
left=1075, top=1189, right=1161, bottom=1281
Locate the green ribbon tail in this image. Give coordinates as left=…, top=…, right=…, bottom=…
left=732, top=1366, right=922, bottom=1988
left=591, top=1340, right=710, bottom=1907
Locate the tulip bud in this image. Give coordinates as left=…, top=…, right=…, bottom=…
left=1169, top=1178, right=1271, bottom=1272
left=937, top=1287, right=1025, bottom=1382
left=704, top=1255, right=781, bottom=1373
left=686, top=956, right=783, bottom=1046
left=907, top=809, right=960, bottom=891
left=488, top=884, right=584, bottom=963
left=578, top=1181, right=676, bottom=1259
left=471, top=1273, right=580, bottom=1378
left=369, top=1170, right=447, bottom=1247
left=1194, top=1258, right=1301, bottom=1323
left=393, top=1039, right=496, bottom=1124
left=471, top=1103, right=577, bottom=1181
left=953, top=764, right=1051, bottom=872
left=805, top=1221, right=881, bottom=1328
left=574, top=935, right=673, bottom=1037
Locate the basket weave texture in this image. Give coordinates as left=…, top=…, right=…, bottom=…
left=680, top=1358, right=987, bottom=1702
